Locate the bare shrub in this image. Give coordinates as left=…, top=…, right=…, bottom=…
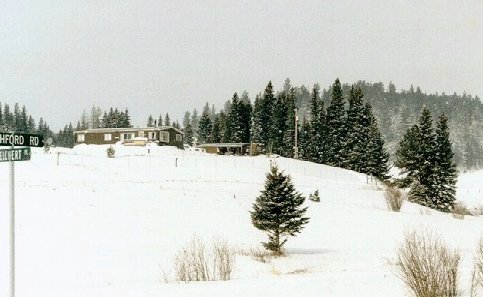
left=174, top=236, right=235, bottom=283
left=471, top=239, right=483, bottom=297
left=239, top=247, right=272, bottom=263
left=212, top=239, right=235, bottom=281
left=384, top=185, right=404, bottom=212
left=394, top=230, right=461, bottom=297
left=452, top=203, right=469, bottom=220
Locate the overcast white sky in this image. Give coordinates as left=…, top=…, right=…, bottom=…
left=1, top=0, right=483, bottom=130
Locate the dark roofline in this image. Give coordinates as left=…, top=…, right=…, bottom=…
left=197, top=143, right=252, bottom=148
left=74, top=126, right=184, bottom=135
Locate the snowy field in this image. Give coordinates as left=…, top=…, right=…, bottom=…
left=0, top=144, right=482, bottom=297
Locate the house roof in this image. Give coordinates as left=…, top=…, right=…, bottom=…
left=74, top=126, right=184, bottom=135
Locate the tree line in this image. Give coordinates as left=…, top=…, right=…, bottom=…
left=56, top=106, right=134, bottom=148
left=318, top=81, right=482, bottom=170
left=146, top=113, right=181, bottom=129
left=0, top=101, right=53, bottom=139
left=182, top=79, right=389, bottom=180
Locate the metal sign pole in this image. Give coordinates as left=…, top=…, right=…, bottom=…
left=9, top=135, right=15, bottom=297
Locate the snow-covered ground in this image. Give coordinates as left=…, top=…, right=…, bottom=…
left=0, top=144, right=482, bottom=297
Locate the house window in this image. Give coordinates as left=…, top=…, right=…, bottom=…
left=104, top=134, right=112, bottom=141
left=176, top=134, right=182, bottom=142
left=77, top=134, right=85, bottom=142
left=160, top=131, right=169, bottom=143
left=123, top=133, right=133, bottom=140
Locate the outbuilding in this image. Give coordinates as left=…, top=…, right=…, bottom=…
left=196, top=143, right=262, bottom=156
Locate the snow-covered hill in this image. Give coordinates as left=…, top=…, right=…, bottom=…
left=0, top=144, right=482, bottom=297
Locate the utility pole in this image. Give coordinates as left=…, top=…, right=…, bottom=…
left=294, top=108, right=299, bottom=159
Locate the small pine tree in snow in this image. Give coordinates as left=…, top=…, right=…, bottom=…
left=309, top=190, right=320, bottom=202
left=106, top=146, right=115, bottom=158
left=250, top=165, right=309, bottom=255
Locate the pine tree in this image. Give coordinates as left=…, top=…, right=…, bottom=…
left=90, top=105, right=102, bottom=129
left=80, top=110, right=89, bottom=129
left=19, top=106, right=28, bottom=132
left=239, top=97, right=252, bottom=143
left=227, top=93, right=242, bottom=142
left=252, top=82, right=275, bottom=152
left=271, top=92, right=289, bottom=154
left=67, top=123, right=75, bottom=147
left=164, top=113, right=171, bottom=126
left=173, top=120, right=181, bottom=129
left=251, top=94, right=263, bottom=144
left=158, top=114, right=164, bottom=127
left=210, top=114, right=222, bottom=143
left=13, top=103, right=20, bottom=130
left=4, top=103, right=13, bottom=130
left=112, top=108, right=121, bottom=128
left=123, top=108, right=132, bottom=127
left=27, top=115, right=36, bottom=133
left=210, top=104, right=216, bottom=121
left=184, top=124, right=194, bottom=146
left=147, top=115, right=154, bottom=127
left=250, top=165, right=309, bottom=255
left=298, top=119, right=311, bottom=160
left=261, top=82, right=275, bottom=150
left=282, top=88, right=296, bottom=158
left=410, top=108, right=438, bottom=208
left=343, top=87, right=365, bottom=170
left=197, top=108, right=213, bottom=143
left=396, top=108, right=441, bottom=208
left=307, top=86, right=327, bottom=163
left=191, top=109, right=199, bottom=135
left=433, top=114, right=457, bottom=211
left=182, top=111, right=190, bottom=129
left=364, top=106, right=390, bottom=180
left=218, top=111, right=229, bottom=143
left=395, top=124, right=422, bottom=187
left=101, top=111, right=108, bottom=128
left=325, top=78, right=346, bottom=167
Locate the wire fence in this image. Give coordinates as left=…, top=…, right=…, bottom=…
left=50, top=150, right=370, bottom=184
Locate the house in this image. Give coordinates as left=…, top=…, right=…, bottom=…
left=74, top=126, right=184, bottom=148
left=196, top=143, right=262, bottom=156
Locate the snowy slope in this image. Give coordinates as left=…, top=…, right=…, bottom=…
left=0, top=144, right=482, bottom=297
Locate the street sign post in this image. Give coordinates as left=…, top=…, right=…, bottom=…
left=0, top=132, right=44, bottom=147
left=1, top=132, right=41, bottom=297
left=0, top=148, right=31, bottom=162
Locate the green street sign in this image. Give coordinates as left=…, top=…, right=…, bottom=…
left=0, top=132, right=44, bottom=147
left=0, top=148, right=31, bottom=162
